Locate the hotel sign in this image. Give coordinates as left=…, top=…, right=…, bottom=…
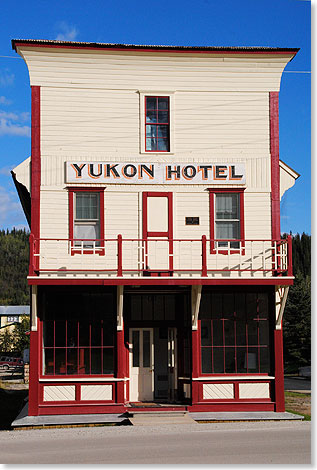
left=66, top=162, right=246, bottom=185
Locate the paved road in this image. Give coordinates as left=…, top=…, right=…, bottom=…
left=0, top=421, right=310, bottom=464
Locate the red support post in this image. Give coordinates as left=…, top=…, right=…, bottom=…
left=28, top=330, right=40, bottom=415
left=29, top=233, right=35, bottom=276
left=191, top=329, right=200, bottom=404
left=116, top=328, right=126, bottom=404
left=274, top=329, right=285, bottom=412
left=287, top=234, right=293, bottom=276
left=202, top=235, right=207, bottom=277
left=117, top=234, right=123, bottom=277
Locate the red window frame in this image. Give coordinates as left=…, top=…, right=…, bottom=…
left=209, top=188, right=245, bottom=254
left=68, top=187, right=105, bottom=255
left=199, top=290, right=273, bottom=376
left=145, top=96, right=170, bottom=152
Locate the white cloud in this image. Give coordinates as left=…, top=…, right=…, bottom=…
left=0, top=96, right=12, bottom=105
left=0, top=118, right=30, bottom=137
left=0, top=110, right=30, bottom=137
left=56, top=21, right=79, bottom=41
left=0, top=70, right=15, bottom=86
left=0, top=185, right=24, bottom=228
left=0, top=166, right=12, bottom=176
left=0, top=110, right=30, bottom=122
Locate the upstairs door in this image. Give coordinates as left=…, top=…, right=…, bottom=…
left=142, top=192, right=173, bottom=273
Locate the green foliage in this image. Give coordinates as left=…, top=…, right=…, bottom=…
left=0, top=329, right=14, bottom=353
left=283, top=233, right=311, bottom=371
left=11, top=315, right=30, bottom=355
left=0, top=229, right=29, bottom=305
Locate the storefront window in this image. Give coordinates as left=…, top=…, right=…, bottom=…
left=42, top=289, right=115, bottom=376
left=200, top=290, right=272, bottom=374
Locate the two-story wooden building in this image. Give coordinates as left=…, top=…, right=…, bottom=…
left=11, top=39, right=299, bottom=418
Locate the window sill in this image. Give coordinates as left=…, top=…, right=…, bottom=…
left=193, top=375, right=274, bottom=381
left=210, top=249, right=246, bottom=256
left=140, top=151, right=175, bottom=155
left=71, top=248, right=105, bottom=256
left=39, top=376, right=128, bottom=382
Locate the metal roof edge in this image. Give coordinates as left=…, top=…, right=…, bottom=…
left=11, top=39, right=300, bottom=55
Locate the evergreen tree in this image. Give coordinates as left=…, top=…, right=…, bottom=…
left=283, top=233, right=311, bottom=372
left=0, top=229, right=29, bottom=305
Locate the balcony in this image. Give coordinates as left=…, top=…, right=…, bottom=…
left=28, top=235, right=293, bottom=285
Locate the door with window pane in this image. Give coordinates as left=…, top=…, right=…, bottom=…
left=129, top=328, right=154, bottom=402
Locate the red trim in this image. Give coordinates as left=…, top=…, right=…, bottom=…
left=189, top=403, right=275, bottom=412
left=37, top=404, right=126, bottom=415
left=13, top=41, right=299, bottom=55
left=209, top=188, right=245, bottom=253
left=28, top=330, right=40, bottom=415
left=68, top=188, right=105, bottom=255
left=142, top=192, right=173, bottom=272
left=270, top=92, right=280, bottom=241
left=31, top=86, right=41, bottom=272
left=274, top=329, right=285, bottom=412
left=28, top=278, right=294, bottom=286
left=287, top=235, right=293, bottom=277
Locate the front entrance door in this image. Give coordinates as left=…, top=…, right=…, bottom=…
left=129, top=326, right=178, bottom=403
left=142, top=192, right=173, bottom=273
left=129, top=328, right=154, bottom=402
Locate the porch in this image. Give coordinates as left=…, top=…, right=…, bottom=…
left=28, top=235, right=293, bottom=281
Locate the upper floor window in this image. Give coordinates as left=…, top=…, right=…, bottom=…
left=68, top=188, right=105, bottom=252
left=209, top=189, right=245, bottom=252
left=145, top=96, right=170, bottom=152
left=215, top=193, right=240, bottom=249
left=75, top=193, right=100, bottom=247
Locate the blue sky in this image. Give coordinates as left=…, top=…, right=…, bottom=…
left=0, top=0, right=311, bottom=234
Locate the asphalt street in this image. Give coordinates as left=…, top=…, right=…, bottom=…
left=0, top=420, right=311, bottom=464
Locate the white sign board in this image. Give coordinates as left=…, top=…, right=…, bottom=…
left=66, top=162, right=246, bottom=185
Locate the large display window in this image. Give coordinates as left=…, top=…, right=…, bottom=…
left=40, top=288, right=115, bottom=376
left=200, top=288, right=273, bottom=375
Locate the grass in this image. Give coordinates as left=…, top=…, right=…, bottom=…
left=284, top=391, right=311, bottom=421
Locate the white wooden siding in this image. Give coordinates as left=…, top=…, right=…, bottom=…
left=244, top=192, right=271, bottom=240
left=40, top=87, right=270, bottom=155
left=19, top=48, right=293, bottom=92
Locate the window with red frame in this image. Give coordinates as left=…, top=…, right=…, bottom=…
left=145, top=96, right=170, bottom=152
left=200, top=289, right=272, bottom=374
left=42, top=289, right=115, bottom=376
left=69, top=189, right=104, bottom=250
left=209, top=190, right=245, bottom=251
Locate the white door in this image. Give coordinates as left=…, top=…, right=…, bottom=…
left=129, top=328, right=154, bottom=402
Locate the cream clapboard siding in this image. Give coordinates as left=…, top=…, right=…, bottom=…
left=39, top=189, right=271, bottom=275
left=18, top=47, right=293, bottom=92
left=40, top=88, right=269, bottom=155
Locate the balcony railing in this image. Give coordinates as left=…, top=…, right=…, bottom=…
left=28, top=234, right=293, bottom=279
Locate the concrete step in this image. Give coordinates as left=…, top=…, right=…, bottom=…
left=128, top=411, right=197, bottom=426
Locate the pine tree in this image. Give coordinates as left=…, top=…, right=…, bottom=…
left=283, top=233, right=311, bottom=372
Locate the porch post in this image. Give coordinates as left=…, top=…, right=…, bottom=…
left=191, top=285, right=202, bottom=404
left=274, top=328, right=285, bottom=412
left=116, top=286, right=125, bottom=404
left=28, top=285, right=40, bottom=415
